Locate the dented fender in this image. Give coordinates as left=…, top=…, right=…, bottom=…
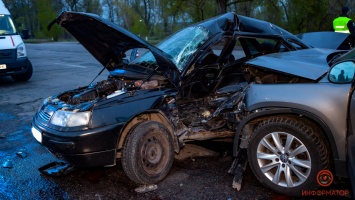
left=232, top=107, right=294, bottom=156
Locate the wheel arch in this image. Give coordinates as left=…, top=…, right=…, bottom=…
left=233, top=107, right=338, bottom=160
left=117, top=110, right=178, bottom=153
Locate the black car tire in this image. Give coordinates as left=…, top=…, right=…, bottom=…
left=122, top=121, right=174, bottom=184
left=11, top=62, right=33, bottom=82
left=247, top=116, right=329, bottom=196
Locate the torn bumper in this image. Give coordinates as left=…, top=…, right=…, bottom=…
left=31, top=116, right=124, bottom=167
left=38, top=161, right=76, bottom=176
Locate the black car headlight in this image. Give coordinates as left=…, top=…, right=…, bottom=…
left=50, top=110, right=91, bottom=127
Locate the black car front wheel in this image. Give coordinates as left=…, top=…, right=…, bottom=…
left=247, top=116, right=330, bottom=196
left=122, top=121, right=174, bottom=184
left=11, top=62, right=33, bottom=82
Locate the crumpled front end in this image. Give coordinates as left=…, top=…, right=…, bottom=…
left=31, top=72, right=175, bottom=167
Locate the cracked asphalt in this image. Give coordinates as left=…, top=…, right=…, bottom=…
left=0, top=42, right=351, bottom=200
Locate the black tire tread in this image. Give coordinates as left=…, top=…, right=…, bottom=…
left=11, top=62, right=33, bottom=82
left=121, top=121, right=174, bottom=184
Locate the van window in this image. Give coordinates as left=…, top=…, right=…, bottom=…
left=0, top=14, right=17, bottom=35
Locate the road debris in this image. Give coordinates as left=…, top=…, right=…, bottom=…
left=134, top=184, right=158, bottom=193
left=228, top=149, right=248, bottom=191
left=2, top=158, right=13, bottom=168
left=38, top=161, right=76, bottom=176
left=16, top=150, right=27, bottom=158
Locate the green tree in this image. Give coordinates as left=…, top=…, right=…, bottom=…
left=158, top=0, right=186, bottom=36
left=35, top=0, right=63, bottom=40
left=5, top=0, right=355, bottom=40
left=278, top=0, right=327, bottom=33
left=3, top=0, right=36, bottom=37
left=184, top=0, right=217, bottom=22
left=63, top=0, right=80, bottom=11
left=216, top=0, right=253, bottom=14
left=81, top=0, right=102, bottom=14
left=130, top=0, right=155, bottom=36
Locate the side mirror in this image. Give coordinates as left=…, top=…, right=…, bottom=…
left=329, top=61, right=355, bottom=83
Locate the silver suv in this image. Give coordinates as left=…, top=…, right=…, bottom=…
left=231, top=47, right=355, bottom=196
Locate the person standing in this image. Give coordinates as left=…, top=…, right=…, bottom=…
left=333, top=6, right=355, bottom=37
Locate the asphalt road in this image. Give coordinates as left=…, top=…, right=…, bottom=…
left=0, top=42, right=351, bottom=200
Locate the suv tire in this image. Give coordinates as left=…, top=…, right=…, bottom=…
left=247, top=116, right=329, bottom=196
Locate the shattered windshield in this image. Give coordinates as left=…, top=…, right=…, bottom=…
left=132, top=26, right=210, bottom=71
left=0, top=14, right=17, bottom=35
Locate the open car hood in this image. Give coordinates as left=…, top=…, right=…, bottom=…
left=297, top=32, right=352, bottom=50
left=245, top=48, right=338, bottom=80
left=48, top=11, right=179, bottom=86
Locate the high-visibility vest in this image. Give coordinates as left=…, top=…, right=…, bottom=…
left=333, top=16, right=351, bottom=33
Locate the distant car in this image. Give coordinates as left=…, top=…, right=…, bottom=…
left=31, top=11, right=352, bottom=196
left=0, top=0, right=32, bottom=82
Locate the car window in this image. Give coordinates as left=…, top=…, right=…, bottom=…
left=329, top=61, right=355, bottom=83
left=253, top=38, right=277, bottom=55
left=0, top=14, right=17, bottom=35
left=130, top=49, right=157, bottom=69
left=231, top=39, right=246, bottom=60
left=287, top=39, right=307, bottom=50
left=334, top=48, right=355, bottom=63
left=232, top=37, right=281, bottom=60
left=186, top=37, right=229, bottom=75
left=211, top=38, right=228, bottom=58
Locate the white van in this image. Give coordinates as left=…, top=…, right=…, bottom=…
left=0, top=0, right=32, bottom=82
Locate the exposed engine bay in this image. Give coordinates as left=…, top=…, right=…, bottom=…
left=46, top=78, right=167, bottom=113
left=58, top=78, right=124, bottom=105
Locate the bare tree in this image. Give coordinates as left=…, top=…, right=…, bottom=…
left=81, top=0, right=102, bottom=14
left=215, top=0, right=253, bottom=14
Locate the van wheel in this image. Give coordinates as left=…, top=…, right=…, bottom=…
left=247, top=117, right=329, bottom=196
left=122, top=121, right=174, bottom=184
left=12, top=62, right=33, bottom=82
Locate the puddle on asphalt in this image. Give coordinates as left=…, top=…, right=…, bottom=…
left=0, top=112, right=15, bottom=121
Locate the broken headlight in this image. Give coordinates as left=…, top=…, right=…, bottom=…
left=50, top=110, right=91, bottom=127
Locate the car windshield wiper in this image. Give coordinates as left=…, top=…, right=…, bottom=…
left=0, top=32, right=18, bottom=36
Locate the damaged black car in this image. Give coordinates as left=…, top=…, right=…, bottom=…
left=31, top=11, right=351, bottom=196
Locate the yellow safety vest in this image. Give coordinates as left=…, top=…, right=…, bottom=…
left=333, top=16, right=351, bottom=33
